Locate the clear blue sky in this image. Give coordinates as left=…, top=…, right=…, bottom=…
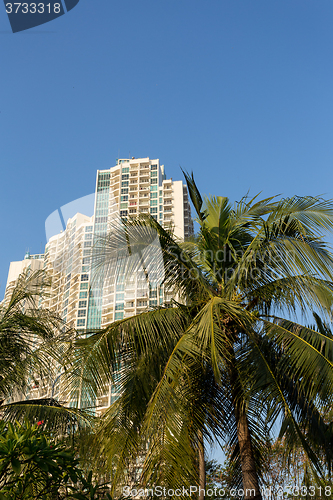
left=2, top=0, right=333, bottom=295
left=1, top=0, right=333, bottom=463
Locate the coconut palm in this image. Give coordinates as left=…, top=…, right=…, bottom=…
left=69, top=175, right=333, bottom=498
left=0, top=270, right=91, bottom=432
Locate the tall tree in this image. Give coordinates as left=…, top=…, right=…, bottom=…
left=69, top=177, right=333, bottom=497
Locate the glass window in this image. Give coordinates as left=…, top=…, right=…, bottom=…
left=121, top=188, right=128, bottom=194
left=80, top=283, right=89, bottom=290
left=121, top=195, right=128, bottom=202
left=77, top=319, right=86, bottom=327
left=82, top=265, right=90, bottom=272
left=78, top=309, right=86, bottom=317
left=122, top=174, right=129, bottom=180
left=84, top=241, right=92, bottom=248
left=137, top=300, right=147, bottom=307
left=115, top=303, right=124, bottom=311
left=151, top=171, right=158, bottom=177
left=150, top=192, right=158, bottom=198
left=150, top=208, right=158, bottom=214
left=120, top=203, right=128, bottom=209
left=79, top=300, right=87, bottom=308
left=151, top=164, right=158, bottom=170
left=82, top=257, right=90, bottom=264
left=116, top=284, right=124, bottom=291
left=63, top=299, right=68, bottom=308
left=151, top=178, right=158, bottom=184
left=85, top=233, right=93, bottom=240
left=120, top=210, right=128, bottom=217
left=85, top=226, right=93, bottom=232
left=150, top=200, right=157, bottom=206
left=122, top=167, right=129, bottom=173
left=149, top=299, right=158, bottom=307
left=79, top=291, right=88, bottom=299
left=150, top=185, right=157, bottom=191
left=116, top=293, right=124, bottom=300
left=115, top=312, right=124, bottom=320
left=98, top=172, right=110, bottom=181
left=121, top=181, right=129, bottom=187
left=81, top=274, right=89, bottom=281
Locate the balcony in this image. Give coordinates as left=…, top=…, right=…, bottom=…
left=137, top=300, right=148, bottom=308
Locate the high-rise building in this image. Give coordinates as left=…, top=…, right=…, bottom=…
left=3, top=157, right=193, bottom=412
left=41, top=158, right=192, bottom=332
left=3, top=252, right=45, bottom=308
left=87, top=157, right=193, bottom=330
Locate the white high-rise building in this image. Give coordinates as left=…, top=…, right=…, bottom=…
left=41, top=157, right=193, bottom=332
left=3, top=157, right=193, bottom=412
left=3, top=252, right=45, bottom=308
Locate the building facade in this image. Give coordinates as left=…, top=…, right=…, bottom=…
left=3, top=157, right=193, bottom=412
left=3, top=252, right=45, bottom=308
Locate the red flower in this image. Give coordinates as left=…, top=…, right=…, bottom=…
left=37, top=420, right=44, bottom=426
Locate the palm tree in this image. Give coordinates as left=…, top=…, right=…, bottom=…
left=0, top=270, right=90, bottom=432
left=259, top=312, right=333, bottom=493
left=69, top=175, right=333, bottom=498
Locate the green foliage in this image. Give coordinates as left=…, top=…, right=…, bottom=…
left=205, top=459, right=234, bottom=500
left=0, top=419, right=110, bottom=499
left=0, top=270, right=63, bottom=401
left=0, top=270, right=92, bottom=435
left=68, top=179, right=333, bottom=494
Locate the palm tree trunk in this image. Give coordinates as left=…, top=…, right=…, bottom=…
left=229, top=360, right=262, bottom=500
left=234, top=405, right=262, bottom=500
left=198, top=429, right=206, bottom=500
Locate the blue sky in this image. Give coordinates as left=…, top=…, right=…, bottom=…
left=2, top=0, right=333, bottom=295
left=1, top=0, right=333, bottom=463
